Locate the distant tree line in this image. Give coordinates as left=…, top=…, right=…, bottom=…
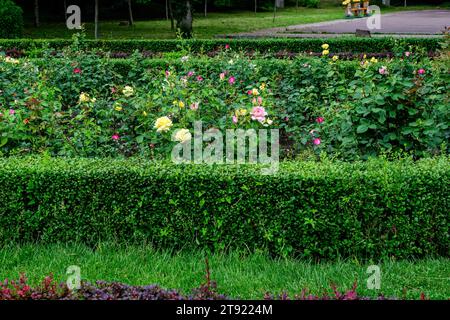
left=12, top=0, right=446, bottom=38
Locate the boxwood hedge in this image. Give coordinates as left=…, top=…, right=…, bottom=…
left=0, top=157, right=448, bottom=259
left=0, top=37, right=442, bottom=56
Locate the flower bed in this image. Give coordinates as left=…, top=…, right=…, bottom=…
left=0, top=274, right=429, bottom=300
left=0, top=43, right=448, bottom=160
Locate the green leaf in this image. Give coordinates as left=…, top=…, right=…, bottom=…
left=357, top=124, right=369, bottom=133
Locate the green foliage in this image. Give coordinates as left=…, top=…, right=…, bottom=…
left=0, top=37, right=442, bottom=56
left=0, top=46, right=448, bottom=160
left=0, top=0, right=23, bottom=39
left=305, top=0, right=320, bottom=8
left=0, top=157, right=448, bottom=259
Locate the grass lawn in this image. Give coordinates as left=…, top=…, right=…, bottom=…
left=1, top=244, right=448, bottom=299
left=21, top=5, right=441, bottom=39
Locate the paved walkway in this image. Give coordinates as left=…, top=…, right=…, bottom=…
left=217, top=10, right=450, bottom=38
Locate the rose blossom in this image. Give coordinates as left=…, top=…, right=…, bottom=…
left=112, top=134, right=120, bottom=141
left=379, top=66, right=388, bottom=75
left=190, top=102, right=199, bottom=110
left=251, top=106, right=267, bottom=123
left=316, top=117, right=324, bottom=124
left=418, top=68, right=426, bottom=75
left=228, top=76, right=235, bottom=85
left=232, top=115, right=238, bottom=124
left=313, top=138, right=321, bottom=145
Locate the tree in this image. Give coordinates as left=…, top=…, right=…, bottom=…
left=95, top=0, right=99, bottom=39
left=127, top=0, right=134, bottom=25
left=34, top=0, right=39, bottom=27
left=172, top=0, right=193, bottom=38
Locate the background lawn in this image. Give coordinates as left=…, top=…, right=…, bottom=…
left=0, top=244, right=448, bottom=299
left=22, top=5, right=439, bottom=39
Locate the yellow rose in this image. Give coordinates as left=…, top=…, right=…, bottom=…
left=252, top=88, right=260, bottom=96
left=143, top=111, right=148, bottom=117
left=332, top=55, right=339, bottom=61
left=122, top=86, right=134, bottom=97
left=5, top=56, right=19, bottom=64
left=259, top=83, right=266, bottom=91
left=154, top=116, right=173, bottom=133
left=114, top=103, right=123, bottom=111
left=239, top=109, right=248, bottom=116
left=370, top=57, right=378, bottom=63
left=321, top=44, right=329, bottom=50
left=322, top=50, right=330, bottom=56
left=178, top=101, right=185, bottom=108
left=79, top=92, right=90, bottom=103
left=174, top=129, right=192, bottom=143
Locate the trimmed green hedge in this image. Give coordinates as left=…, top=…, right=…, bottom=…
left=0, top=157, right=448, bottom=259
left=0, top=37, right=443, bottom=55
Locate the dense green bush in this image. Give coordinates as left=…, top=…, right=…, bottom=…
left=305, top=0, right=320, bottom=8
left=0, top=157, right=448, bottom=259
left=0, top=0, right=23, bottom=39
left=1, top=47, right=448, bottom=160
left=0, top=37, right=442, bottom=56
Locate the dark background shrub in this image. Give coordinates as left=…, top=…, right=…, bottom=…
left=0, top=0, right=24, bottom=39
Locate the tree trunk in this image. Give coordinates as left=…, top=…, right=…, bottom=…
left=254, top=0, right=257, bottom=14
left=204, top=0, right=207, bottom=18
left=127, top=0, right=134, bottom=26
left=179, top=0, right=193, bottom=38
left=165, top=0, right=169, bottom=20
left=169, top=0, right=175, bottom=30
left=64, top=0, right=68, bottom=20
left=34, top=0, right=40, bottom=27
left=273, top=0, right=277, bottom=23
left=404, top=0, right=407, bottom=7
left=95, top=0, right=99, bottom=39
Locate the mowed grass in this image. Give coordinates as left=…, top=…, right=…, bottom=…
left=21, top=5, right=437, bottom=39
left=0, top=244, right=448, bottom=299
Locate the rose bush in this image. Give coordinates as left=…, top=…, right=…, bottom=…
left=0, top=42, right=448, bottom=160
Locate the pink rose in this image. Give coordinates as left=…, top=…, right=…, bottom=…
left=405, top=51, right=411, bottom=57
left=313, top=138, right=321, bottom=145
left=190, top=102, right=199, bottom=110
left=251, top=106, right=267, bottom=123
left=196, top=75, right=203, bottom=82
left=232, top=115, right=238, bottom=124
left=9, top=109, right=15, bottom=115
left=220, top=73, right=225, bottom=80
left=112, top=134, right=120, bottom=141
left=247, top=90, right=252, bottom=95
left=73, top=68, right=81, bottom=74
left=228, top=76, right=235, bottom=85
left=316, top=117, right=324, bottom=124
left=379, top=66, right=388, bottom=75
left=257, top=97, right=263, bottom=105
left=165, top=70, right=171, bottom=78
left=187, top=71, right=195, bottom=77
left=225, top=44, right=230, bottom=50
left=418, top=68, right=426, bottom=75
